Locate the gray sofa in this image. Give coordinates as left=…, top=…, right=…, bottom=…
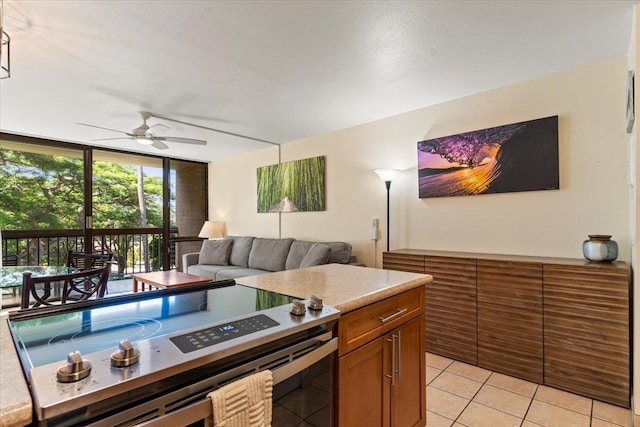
left=183, top=236, right=353, bottom=281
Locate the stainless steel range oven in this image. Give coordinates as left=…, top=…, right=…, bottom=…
left=7, top=280, right=339, bottom=426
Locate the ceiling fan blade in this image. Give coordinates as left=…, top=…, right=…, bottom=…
left=151, top=140, right=169, bottom=150
left=92, top=137, right=136, bottom=141
left=146, top=123, right=170, bottom=135
left=77, top=123, right=129, bottom=135
left=160, top=137, right=207, bottom=145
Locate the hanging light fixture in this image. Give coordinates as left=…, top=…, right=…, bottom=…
left=0, top=0, right=10, bottom=79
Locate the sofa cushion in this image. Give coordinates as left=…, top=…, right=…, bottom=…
left=299, top=243, right=331, bottom=268
left=188, top=264, right=244, bottom=280
left=248, top=238, right=295, bottom=272
left=215, top=268, right=271, bottom=281
left=198, top=239, right=233, bottom=265
left=226, top=236, right=255, bottom=267
left=285, top=241, right=315, bottom=270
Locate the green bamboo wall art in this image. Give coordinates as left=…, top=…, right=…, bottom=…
left=257, top=156, right=325, bottom=213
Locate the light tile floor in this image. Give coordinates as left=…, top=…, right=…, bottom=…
left=426, top=353, right=632, bottom=427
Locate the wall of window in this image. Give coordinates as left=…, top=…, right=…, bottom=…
left=0, top=133, right=207, bottom=272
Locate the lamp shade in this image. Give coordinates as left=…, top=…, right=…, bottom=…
left=374, top=169, right=401, bottom=182
left=198, top=221, right=223, bottom=239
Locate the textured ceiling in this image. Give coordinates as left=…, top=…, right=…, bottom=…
left=0, top=0, right=637, bottom=162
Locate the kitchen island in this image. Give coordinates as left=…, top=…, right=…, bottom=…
left=0, top=263, right=431, bottom=427
left=239, top=263, right=431, bottom=426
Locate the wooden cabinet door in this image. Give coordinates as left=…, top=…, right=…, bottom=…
left=337, top=335, right=391, bottom=427
left=424, top=255, right=477, bottom=364
left=477, top=259, right=543, bottom=383
left=383, top=252, right=425, bottom=273
left=543, top=263, right=630, bottom=407
left=391, top=315, right=425, bottom=427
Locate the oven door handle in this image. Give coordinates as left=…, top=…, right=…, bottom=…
left=272, top=337, right=337, bottom=385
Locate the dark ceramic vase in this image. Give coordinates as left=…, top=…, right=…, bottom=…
left=582, top=235, right=618, bottom=262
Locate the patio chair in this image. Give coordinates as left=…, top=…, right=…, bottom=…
left=2, top=254, right=20, bottom=299
left=65, top=250, right=113, bottom=270
left=2, top=253, right=18, bottom=266
left=21, top=263, right=111, bottom=309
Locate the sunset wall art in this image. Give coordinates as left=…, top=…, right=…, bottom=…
left=417, top=116, right=559, bottom=198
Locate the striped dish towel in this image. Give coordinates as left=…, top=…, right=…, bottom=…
left=208, top=370, right=273, bottom=427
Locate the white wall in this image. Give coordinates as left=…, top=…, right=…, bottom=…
left=210, top=56, right=630, bottom=269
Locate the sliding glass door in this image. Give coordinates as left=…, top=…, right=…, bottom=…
left=0, top=138, right=85, bottom=265
left=1, top=133, right=208, bottom=273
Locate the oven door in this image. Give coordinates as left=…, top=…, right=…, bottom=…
left=86, top=331, right=337, bottom=427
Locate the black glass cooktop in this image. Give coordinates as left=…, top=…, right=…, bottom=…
left=9, top=282, right=297, bottom=369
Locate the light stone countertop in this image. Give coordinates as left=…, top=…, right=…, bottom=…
left=236, top=263, right=432, bottom=313
left=0, top=263, right=431, bottom=426
left=0, top=312, right=32, bottom=427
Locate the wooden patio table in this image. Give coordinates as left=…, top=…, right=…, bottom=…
left=132, top=271, right=211, bottom=292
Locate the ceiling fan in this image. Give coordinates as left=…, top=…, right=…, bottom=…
left=77, top=112, right=207, bottom=150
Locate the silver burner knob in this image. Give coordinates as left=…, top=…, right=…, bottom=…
left=290, top=299, right=306, bottom=316
left=308, top=295, right=323, bottom=310
left=110, top=339, right=140, bottom=368
left=57, top=351, right=91, bottom=383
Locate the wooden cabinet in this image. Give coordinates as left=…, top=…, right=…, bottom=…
left=383, top=249, right=630, bottom=407
left=543, top=263, right=630, bottom=407
left=382, top=252, right=424, bottom=273
left=477, top=259, right=543, bottom=383
left=424, top=255, right=477, bottom=364
left=337, top=286, right=425, bottom=427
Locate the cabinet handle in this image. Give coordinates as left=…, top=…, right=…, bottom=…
left=378, top=308, right=408, bottom=323
left=389, top=335, right=397, bottom=386
left=396, top=331, right=401, bottom=381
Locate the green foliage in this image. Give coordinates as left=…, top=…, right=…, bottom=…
left=0, top=150, right=84, bottom=229
left=257, top=156, right=325, bottom=213
left=92, top=161, right=162, bottom=229
left=148, top=236, right=163, bottom=270
left=0, top=150, right=163, bottom=231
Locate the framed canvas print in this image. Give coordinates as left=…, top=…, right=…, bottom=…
left=257, top=156, right=325, bottom=213
left=417, top=116, right=559, bottom=198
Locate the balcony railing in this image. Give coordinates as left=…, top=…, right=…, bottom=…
left=1, top=228, right=184, bottom=276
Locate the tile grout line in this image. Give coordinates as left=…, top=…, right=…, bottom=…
left=520, top=383, right=539, bottom=426
left=426, top=355, right=632, bottom=427
left=451, top=365, right=498, bottom=426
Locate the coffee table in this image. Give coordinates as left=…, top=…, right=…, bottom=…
left=132, top=271, right=212, bottom=292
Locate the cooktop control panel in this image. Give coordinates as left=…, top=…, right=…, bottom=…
left=170, top=314, right=280, bottom=353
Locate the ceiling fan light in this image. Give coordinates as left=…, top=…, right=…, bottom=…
left=136, top=137, right=154, bottom=145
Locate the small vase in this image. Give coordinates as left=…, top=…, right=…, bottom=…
left=582, top=235, right=618, bottom=262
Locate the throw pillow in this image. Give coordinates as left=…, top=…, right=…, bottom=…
left=248, top=238, right=295, bottom=272
left=299, top=244, right=331, bottom=268
left=285, top=241, right=315, bottom=270
left=198, top=239, right=233, bottom=265
left=227, top=236, right=255, bottom=267
left=323, top=242, right=353, bottom=264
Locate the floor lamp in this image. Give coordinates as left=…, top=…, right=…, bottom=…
left=374, top=169, right=401, bottom=252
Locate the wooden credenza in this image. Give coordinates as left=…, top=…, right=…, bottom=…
left=383, top=249, right=630, bottom=407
